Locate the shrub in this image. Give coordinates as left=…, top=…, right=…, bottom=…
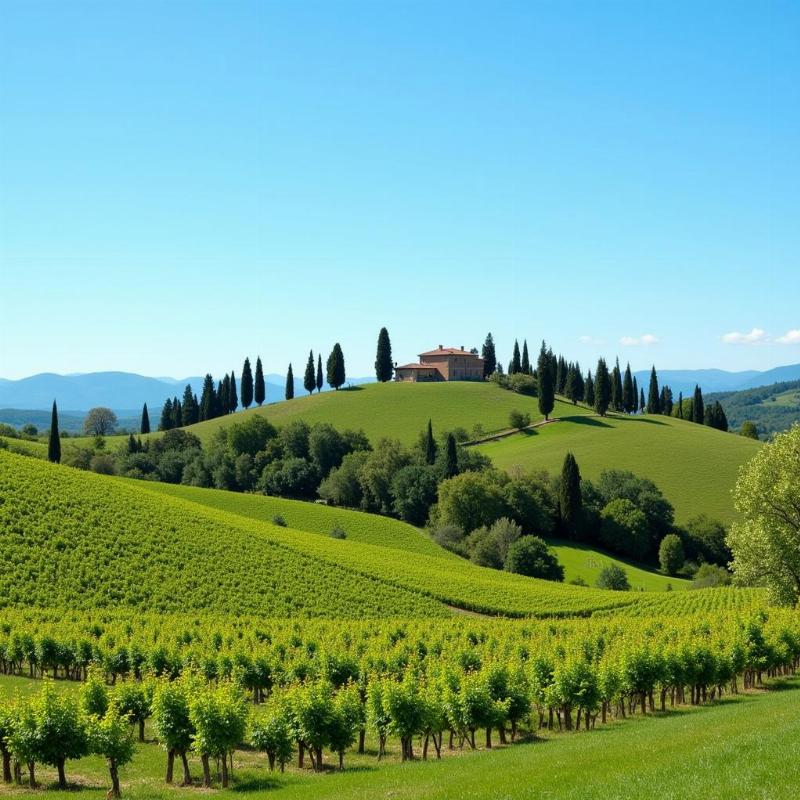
left=390, top=464, right=438, bottom=525
left=272, top=515, right=287, bottom=527
left=740, top=420, right=759, bottom=440
left=680, top=515, right=730, bottom=567
left=691, top=563, right=732, bottom=589
left=434, top=471, right=508, bottom=533
left=599, top=499, right=650, bottom=561
left=430, top=525, right=468, bottom=557
left=330, top=527, right=347, bottom=540
left=596, top=564, right=630, bottom=591
left=508, top=409, right=531, bottom=430
left=90, top=453, right=116, bottom=475
left=504, top=536, right=564, bottom=581
left=658, top=534, right=685, bottom=576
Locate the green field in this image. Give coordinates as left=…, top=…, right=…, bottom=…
left=1, top=670, right=796, bottom=800
left=477, top=411, right=760, bottom=524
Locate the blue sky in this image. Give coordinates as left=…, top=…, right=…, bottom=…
left=1, top=0, right=798, bottom=380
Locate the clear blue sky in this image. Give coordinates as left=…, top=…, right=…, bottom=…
left=1, top=0, right=798, bottom=380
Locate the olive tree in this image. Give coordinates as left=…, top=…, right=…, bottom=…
left=728, top=424, right=800, bottom=605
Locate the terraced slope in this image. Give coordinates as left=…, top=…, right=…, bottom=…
left=478, top=412, right=760, bottom=524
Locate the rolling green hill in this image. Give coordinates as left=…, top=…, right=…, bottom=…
left=709, top=379, right=800, bottom=438
left=477, top=412, right=760, bottom=524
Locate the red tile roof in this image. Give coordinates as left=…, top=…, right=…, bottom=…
left=395, top=363, right=439, bottom=370
left=418, top=347, right=482, bottom=358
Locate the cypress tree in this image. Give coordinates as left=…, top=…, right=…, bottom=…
left=555, top=356, right=567, bottom=395
left=285, top=364, right=295, bottom=400
left=537, top=341, right=555, bottom=421
left=229, top=371, right=238, bottom=413
left=241, top=357, right=254, bottom=410
left=622, top=363, right=634, bottom=413
left=375, top=327, right=394, bottom=382
left=215, top=380, right=224, bottom=418
left=693, top=385, right=705, bottom=424
left=254, top=357, right=266, bottom=406
left=481, top=333, right=497, bottom=378
left=193, top=394, right=199, bottom=423
left=327, top=343, right=346, bottom=390
left=159, top=398, right=173, bottom=431
left=710, top=401, right=728, bottom=431
left=199, top=375, right=215, bottom=421
left=548, top=347, right=557, bottom=386
left=663, top=385, right=673, bottom=416
left=221, top=374, right=231, bottom=415
left=511, top=340, right=521, bottom=375
left=520, top=340, right=530, bottom=375
left=140, top=403, right=150, bottom=435
left=584, top=370, right=595, bottom=407
left=611, top=358, right=623, bottom=411
left=444, top=433, right=459, bottom=478
left=48, top=400, right=61, bottom=463
left=558, top=452, right=582, bottom=539
left=304, top=351, right=316, bottom=395
left=632, top=376, right=639, bottom=413
left=564, top=363, right=578, bottom=404
left=647, top=366, right=660, bottom=414
left=640, top=387, right=646, bottom=412
left=677, top=391, right=683, bottom=419
left=573, top=362, right=585, bottom=402
left=594, top=358, right=611, bottom=416
left=171, top=396, right=182, bottom=428
left=424, top=419, right=437, bottom=465
left=316, top=354, right=323, bottom=393
left=181, top=384, right=195, bottom=426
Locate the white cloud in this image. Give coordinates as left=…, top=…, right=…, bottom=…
left=776, top=329, right=800, bottom=345
left=579, top=335, right=605, bottom=345
left=620, top=334, right=659, bottom=346
left=721, top=328, right=768, bottom=345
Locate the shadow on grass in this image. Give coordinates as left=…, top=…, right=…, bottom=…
left=232, top=775, right=285, bottom=792
left=565, top=416, right=613, bottom=428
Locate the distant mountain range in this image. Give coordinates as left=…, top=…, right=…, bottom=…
left=632, top=363, right=800, bottom=397
left=0, top=371, right=375, bottom=415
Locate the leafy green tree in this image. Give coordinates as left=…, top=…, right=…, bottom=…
left=481, top=333, right=497, bottom=377
left=520, top=340, right=530, bottom=374
left=510, top=340, right=521, bottom=374
left=140, top=403, right=150, bottom=435
left=599, top=499, right=650, bottom=561
left=594, top=358, right=611, bottom=416
left=151, top=679, right=194, bottom=785
left=8, top=698, right=39, bottom=787
left=316, top=354, right=323, bottom=393
left=728, top=424, right=800, bottom=604
left=505, top=536, right=564, bottom=581
left=391, top=464, right=438, bottom=525
left=251, top=696, right=294, bottom=772
left=303, top=351, right=315, bottom=395
left=241, top=357, right=254, bottom=409
left=0, top=699, right=14, bottom=783
left=558, top=452, right=582, bottom=539
left=88, top=701, right=136, bottom=798
left=254, top=357, right=266, bottom=406
left=647, top=366, right=660, bottom=414
left=287, top=681, right=334, bottom=771
left=692, top=384, right=705, bottom=424
left=691, top=563, right=731, bottom=588
left=30, top=682, right=89, bottom=788
left=383, top=675, right=426, bottom=761
left=596, top=563, right=630, bottom=591
left=81, top=670, right=109, bottom=718
left=537, top=341, right=555, bottom=420
left=740, top=420, right=759, bottom=439
left=435, top=471, right=507, bottom=532
left=48, top=400, right=61, bottom=463
left=658, top=534, right=685, bottom=576
left=327, top=343, right=346, bottom=390
left=375, top=327, right=394, bottom=382
left=83, top=407, right=118, bottom=436
left=622, top=363, right=634, bottom=412
left=680, top=514, right=730, bottom=567
left=328, top=683, right=361, bottom=768
left=285, top=364, right=294, bottom=400
left=116, top=682, right=152, bottom=743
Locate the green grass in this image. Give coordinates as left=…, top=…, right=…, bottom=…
left=2, top=671, right=797, bottom=800
left=142, top=382, right=591, bottom=447
left=547, top=537, right=689, bottom=591
left=0, top=436, right=47, bottom=458
left=477, top=412, right=761, bottom=524
left=129, top=479, right=453, bottom=559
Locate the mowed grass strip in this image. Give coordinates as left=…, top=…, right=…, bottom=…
left=478, top=412, right=760, bottom=524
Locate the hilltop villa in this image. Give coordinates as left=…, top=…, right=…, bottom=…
left=394, top=345, right=484, bottom=382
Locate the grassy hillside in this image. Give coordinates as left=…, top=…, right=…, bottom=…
left=0, top=450, right=640, bottom=618
left=709, top=379, right=800, bottom=437
left=144, top=382, right=591, bottom=446
left=477, top=412, right=760, bottom=524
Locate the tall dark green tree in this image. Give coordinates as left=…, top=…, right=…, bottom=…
left=181, top=384, right=196, bottom=427
left=537, top=341, right=555, bottom=420
left=573, top=362, right=585, bottom=402
left=221, top=374, right=231, bottom=415
left=693, top=385, right=705, bottom=424
left=611, top=358, right=623, bottom=411
left=159, top=398, right=173, bottom=431
left=705, top=400, right=728, bottom=431
left=481, top=333, right=497, bottom=378
left=556, top=356, right=567, bottom=395
left=632, top=376, right=639, bottom=413
left=622, top=363, right=634, bottom=413
left=326, top=343, right=346, bottom=390
left=520, top=340, right=530, bottom=375
left=662, top=385, right=673, bottom=416
left=229, top=371, right=238, bottom=413
left=594, top=358, right=611, bottom=416
left=646, top=366, right=661, bottom=414
left=677, top=391, right=683, bottom=418
left=584, top=370, right=595, bottom=407
left=199, top=374, right=216, bottom=421
left=564, top=363, right=579, bottom=404
left=241, top=357, right=254, bottom=410
left=140, top=403, right=150, bottom=435
left=316, top=354, right=323, bottom=393
left=444, top=433, right=459, bottom=478
left=558, top=452, right=582, bottom=539
left=304, top=351, right=316, bottom=395
left=510, top=340, right=521, bottom=375
left=424, top=419, right=437, bottom=465
left=285, top=364, right=295, bottom=400
left=640, top=387, right=646, bottom=412
left=375, top=327, right=394, bottom=382
left=254, top=357, right=266, bottom=406
left=171, top=396, right=182, bottom=428
left=48, top=400, right=61, bottom=463
left=215, top=380, right=224, bottom=417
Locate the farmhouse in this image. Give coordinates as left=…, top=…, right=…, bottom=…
left=395, top=345, right=484, bottom=382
